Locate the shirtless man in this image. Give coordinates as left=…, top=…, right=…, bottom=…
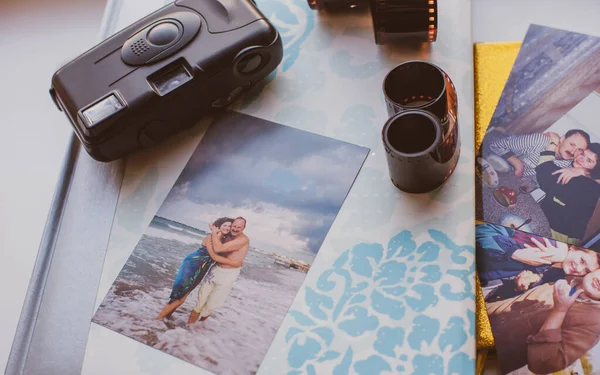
left=188, top=217, right=249, bottom=324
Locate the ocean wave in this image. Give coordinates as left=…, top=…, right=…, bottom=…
left=166, top=224, right=184, bottom=232
left=145, top=226, right=204, bottom=246
left=184, top=228, right=203, bottom=236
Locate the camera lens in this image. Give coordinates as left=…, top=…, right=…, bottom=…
left=236, top=53, right=263, bottom=75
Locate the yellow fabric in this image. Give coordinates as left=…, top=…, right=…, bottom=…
left=475, top=275, right=495, bottom=348
left=473, top=41, right=522, bottom=356
left=474, top=41, right=522, bottom=151
left=476, top=349, right=489, bottom=375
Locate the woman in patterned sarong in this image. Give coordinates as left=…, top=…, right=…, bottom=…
left=156, top=217, right=241, bottom=319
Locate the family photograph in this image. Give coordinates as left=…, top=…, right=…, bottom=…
left=476, top=24, right=600, bottom=249
left=476, top=222, right=600, bottom=375
left=478, top=97, right=600, bottom=246
left=91, top=111, right=369, bottom=375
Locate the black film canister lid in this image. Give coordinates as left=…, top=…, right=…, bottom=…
left=382, top=110, right=456, bottom=194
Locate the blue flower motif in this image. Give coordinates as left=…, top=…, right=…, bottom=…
left=407, top=315, right=440, bottom=351
left=332, top=105, right=379, bottom=148
left=374, top=327, right=405, bottom=357
left=354, top=355, right=391, bottom=375
left=236, top=0, right=316, bottom=109
left=284, top=228, right=475, bottom=374
left=286, top=324, right=340, bottom=372
left=329, top=50, right=383, bottom=79
left=362, top=231, right=444, bottom=320
left=259, top=0, right=315, bottom=72
left=338, top=306, right=379, bottom=337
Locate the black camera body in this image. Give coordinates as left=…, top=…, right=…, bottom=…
left=50, top=0, right=283, bottom=162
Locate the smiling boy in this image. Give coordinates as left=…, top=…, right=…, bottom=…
left=476, top=223, right=600, bottom=302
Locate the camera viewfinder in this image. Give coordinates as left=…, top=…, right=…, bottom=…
left=149, top=63, right=193, bottom=96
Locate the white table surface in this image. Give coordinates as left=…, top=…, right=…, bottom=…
left=0, top=0, right=106, bottom=372
left=1, top=0, right=599, bottom=373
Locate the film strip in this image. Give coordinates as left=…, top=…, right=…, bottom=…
left=307, top=0, right=365, bottom=9
left=306, top=0, right=438, bottom=44
left=370, top=0, right=438, bottom=44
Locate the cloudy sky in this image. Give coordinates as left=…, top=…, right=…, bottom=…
left=156, top=111, right=368, bottom=263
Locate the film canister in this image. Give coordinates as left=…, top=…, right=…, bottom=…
left=382, top=60, right=460, bottom=193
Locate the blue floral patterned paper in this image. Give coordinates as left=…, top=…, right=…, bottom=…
left=82, top=0, right=475, bottom=373
left=279, top=228, right=475, bottom=375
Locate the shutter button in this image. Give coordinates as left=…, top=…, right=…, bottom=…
left=147, top=22, right=180, bottom=46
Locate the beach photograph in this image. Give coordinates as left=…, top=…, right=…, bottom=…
left=92, top=111, right=369, bottom=375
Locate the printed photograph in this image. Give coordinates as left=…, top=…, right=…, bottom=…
left=476, top=24, right=600, bottom=248
left=475, top=24, right=600, bottom=375
left=476, top=222, right=600, bottom=375
left=92, top=111, right=369, bottom=375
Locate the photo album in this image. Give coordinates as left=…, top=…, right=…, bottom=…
left=475, top=24, right=600, bottom=375
left=92, top=111, right=369, bottom=374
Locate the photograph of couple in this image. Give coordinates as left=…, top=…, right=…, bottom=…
left=91, top=111, right=369, bottom=375
left=476, top=222, right=600, bottom=375
left=155, top=216, right=250, bottom=324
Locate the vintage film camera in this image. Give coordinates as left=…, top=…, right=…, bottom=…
left=50, top=0, right=283, bottom=162
left=307, top=0, right=438, bottom=44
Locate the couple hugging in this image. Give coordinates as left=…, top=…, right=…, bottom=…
left=477, top=223, right=600, bottom=374
left=489, top=128, right=600, bottom=244
left=156, top=217, right=249, bottom=324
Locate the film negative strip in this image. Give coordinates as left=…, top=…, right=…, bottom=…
left=370, top=0, right=438, bottom=44
left=306, top=0, right=438, bottom=44
left=307, top=0, right=366, bottom=9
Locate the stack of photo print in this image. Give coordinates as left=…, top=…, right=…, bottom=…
left=476, top=24, right=600, bottom=375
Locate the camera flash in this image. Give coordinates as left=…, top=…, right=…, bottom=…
left=81, top=93, right=125, bottom=128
